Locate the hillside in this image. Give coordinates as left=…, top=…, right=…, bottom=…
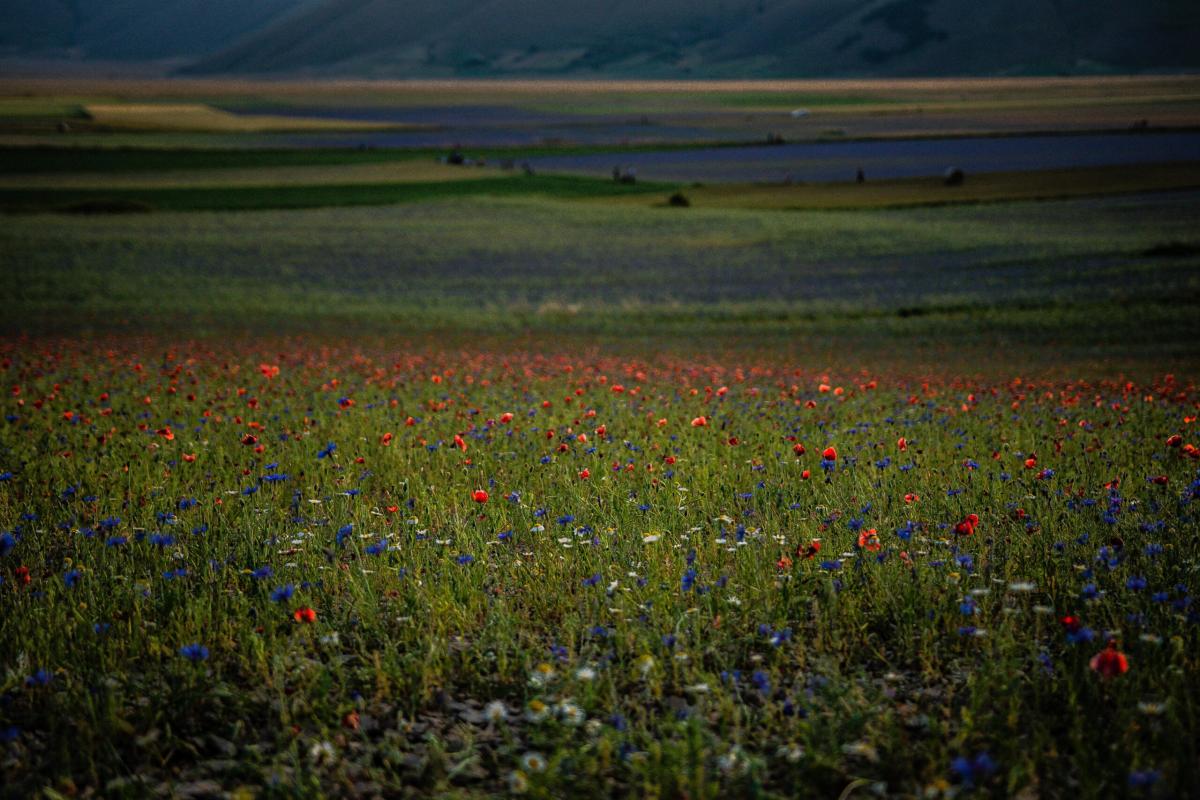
left=183, top=0, right=1200, bottom=77
left=0, top=0, right=316, bottom=61
left=4, top=0, right=1199, bottom=77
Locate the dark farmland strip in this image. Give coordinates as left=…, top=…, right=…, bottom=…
left=0, top=174, right=668, bottom=212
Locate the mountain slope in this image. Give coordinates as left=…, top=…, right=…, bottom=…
left=5, top=0, right=1199, bottom=76
left=0, top=0, right=318, bottom=61
left=182, top=0, right=1200, bottom=77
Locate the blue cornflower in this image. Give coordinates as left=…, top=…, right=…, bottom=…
left=179, top=643, right=209, bottom=662
left=456, top=554, right=474, bottom=565
left=63, top=569, right=81, bottom=588
left=251, top=566, right=273, bottom=580
left=1126, top=576, right=1148, bottom=591
left=951, top=752, right=997, bottom=788
left=1066, top=626, right=1096, bottom=644
left=317, top=442, right=336, bottom=459
left=270, top=584, right=295, bottom=603
left=681, top=568, right=697, bottom=592
left=1129, top=770, right=1162, bottom=788
left=25, top=668, right=53, bottom=687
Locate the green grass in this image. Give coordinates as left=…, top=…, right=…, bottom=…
left=610, top=163, right=1200, bottom=211
left=0, top=126, right=1198, bottom=797
left=0, top=174, right=669, bottom=213
left=0, top=338, right=1197, bottom=797
left=2, top=191, right=1198, bottom=375
left=713, top=92, right=899, bottom=108
left=0, top=141, right=772, bottom=176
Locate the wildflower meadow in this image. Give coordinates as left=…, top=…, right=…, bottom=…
left=1, top=339, right=1196, bottom=797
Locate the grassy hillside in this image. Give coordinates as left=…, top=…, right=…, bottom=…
left=184, top=0, right=1200, bottom=77
left=0, top=0, right=314, bottom=60
left=5, top=0, right=1199, bottom=77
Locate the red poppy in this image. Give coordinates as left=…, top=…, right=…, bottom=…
left=499, top=412, right=514, bottom=424
left=776, top=554, right=793, bottom=570
left=1166, top=434, right=1183, bottom=447
left=691, top=416, right=707, bottom=427
left=897, top=437, right=907, bottom=451
left=579, top=468, right=591, bottom=479
left=1090, top=641, right=1129, bottom=678
left=380, top=432, right=394, bottom=446
left=293, top=607, right=317, bottom=624
left=857, top=529, right=881, bottom=552
left=14, top=565, right=31, bottom=586
left=822, top=446, right=837, bottom=460
left=472, top=489, right=489, bottom=503
left=955, top=513, right=979, bottom=536
left=454, top=434, right=467, bottom=452
left=792, top=443, right=806, bottom=456
left=1151, top=475, right=1169, bottom=486
left=797, top=539, right=821, bottom=559
left=156, top=427, right=174, bottom=441
left=241, top=434, right=257, bottom=446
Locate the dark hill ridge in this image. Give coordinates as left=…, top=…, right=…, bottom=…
left=0, top=0, right=316, bottom=60
left=5, top=0, right=1200, bottom=76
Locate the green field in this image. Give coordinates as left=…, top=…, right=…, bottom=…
left=2, top=189, right=1198, bottom=375
left=1, top=77, right=1199, bottom=799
